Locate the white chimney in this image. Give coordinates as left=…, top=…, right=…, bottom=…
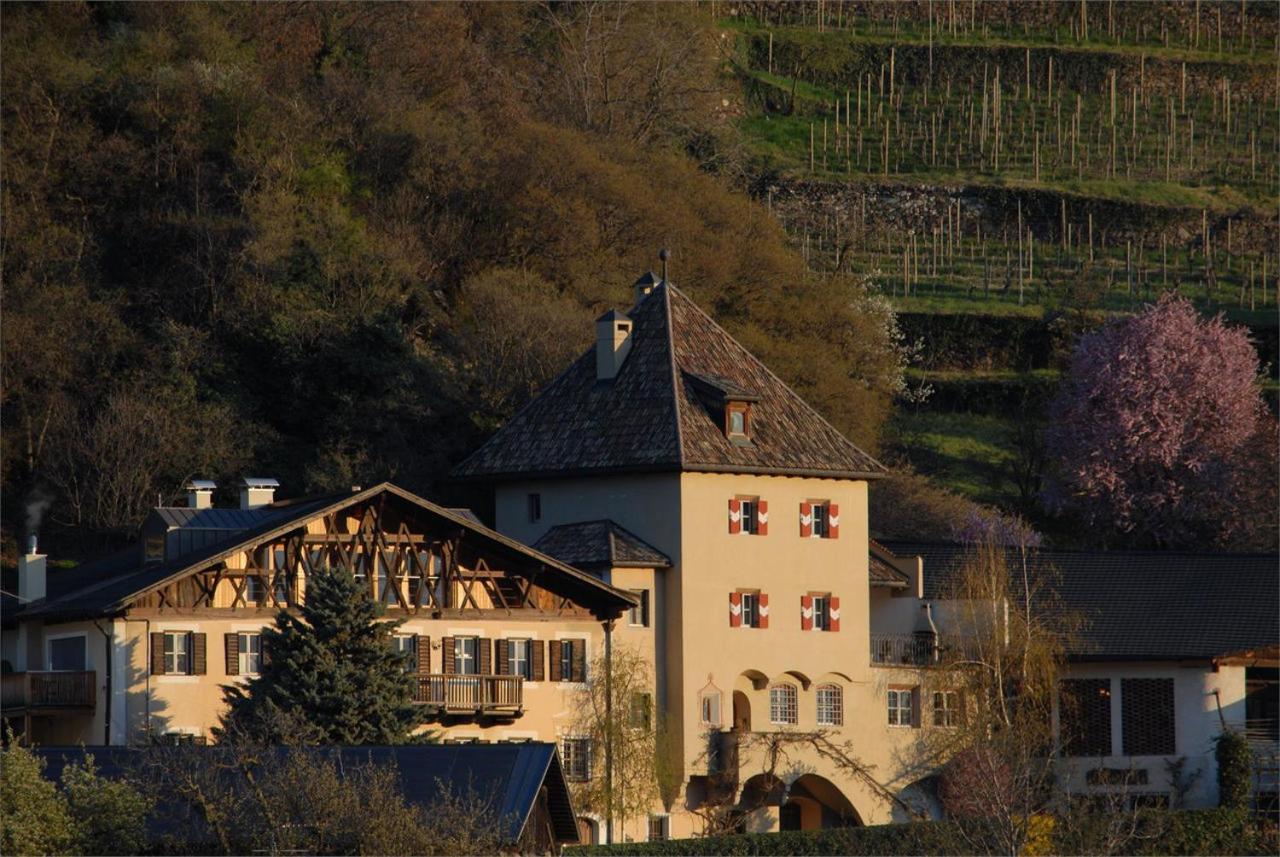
left=19, top=535, right=46, bottom=603
left=185, top=479, right=216, bottom=509
left=239, top=477, right=280, bottom=510
left=595, top=310, right=634, bottom=382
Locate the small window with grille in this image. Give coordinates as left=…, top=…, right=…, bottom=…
left=769, top=683, right=798, bottom=725
left=817, top=684, right=843, bottom=726
left=1060, top=679, right=1112, bottom=757
left=562, top=737, right=591, bottom=781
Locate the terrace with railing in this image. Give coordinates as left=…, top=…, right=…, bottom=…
left=413, top=674, right=523, bottom=717
left=0, top=671, right=97, bottom=711
left=869, top=633, right=980, bottom=667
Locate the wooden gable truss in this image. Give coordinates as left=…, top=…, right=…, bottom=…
left=128, top=495, right=592, bottom=619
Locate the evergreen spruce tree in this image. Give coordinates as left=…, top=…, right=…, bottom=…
left=216, top=565, right=426, bottom=745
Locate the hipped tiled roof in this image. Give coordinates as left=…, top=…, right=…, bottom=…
left=533, top=520, right=671, bottom=569
left=451, top=282, right=886, bottom=481
left=881, top=541, right=1280, bottom=661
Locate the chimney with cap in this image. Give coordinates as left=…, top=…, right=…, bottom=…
left=239, top=477, right=280, bottom=511
left=595, top=310, right=633, bottom=382
left=19, top=534, right=46, bottom=604
left=185, top=479, right=216, bottom=509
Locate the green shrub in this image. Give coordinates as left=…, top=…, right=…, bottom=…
left=1214, top=730, right=1253, bottom=810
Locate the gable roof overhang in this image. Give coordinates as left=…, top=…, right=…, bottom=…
left=22, top=483, right=637, bottom=624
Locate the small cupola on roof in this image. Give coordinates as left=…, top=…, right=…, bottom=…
left=239, top=477, right=280, bottom=510
left=185, top=479, right=216, bottom=510
left=633, top=270, right=662, bottom=305
left=595, top=310, right=634, bottom=382
left=684, top=372, right=760, bottom=445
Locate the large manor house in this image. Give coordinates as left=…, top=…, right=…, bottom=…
left=3, top=276, right=1277, bottom=844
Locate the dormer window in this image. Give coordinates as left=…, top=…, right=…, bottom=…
left=727, top=404, right=749, bottom=439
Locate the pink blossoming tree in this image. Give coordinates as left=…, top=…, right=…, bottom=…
left=1045, top=295, right=1277, bottom=550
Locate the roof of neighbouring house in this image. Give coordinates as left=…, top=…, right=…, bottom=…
left=869, top=540, right=911, bottom=588
left=533, top=520, right=672, bottom=569
left=880, top=540, right=1280, bottom=661
left=19, top=483, right=637, bottom=623
left=451, top=281, right=886, bottom=482
left=34, top=742, right=579, bottom=846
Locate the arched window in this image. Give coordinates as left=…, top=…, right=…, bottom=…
left=817, top=684, right=843, bottom=726
left=769, top=683, right=797, bottom=725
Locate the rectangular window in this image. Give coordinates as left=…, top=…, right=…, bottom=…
left=933, top=691, right=961, bottom=727
left=629, top=693, right=653, bottom=729
left=238, top=633, right=262, bottom=675
left=769, top=684, right=798, bottom=725
left=559, top=641, right=574, bottom=682
left=628, top=590, right=650, bottom=628
left=392, top=635, right=417, bottom=674
left=527, top=493, right=542, bottom=523
left=812, top=595, right=831, bottom=631
left=562, top=737, right=591, bottom=781
left=1121, top=678, right=1176, bottom=756
left=48, top=636, right=87, bottom=672
left=508, top=639, right=532, bottom=680
left=647, top=815, right=670, bottom=842
left=1060, top=679, right=1113, bottom=757
left=741, top=592, right=759, bottom=628
left=700, top=693, right=721, bottom=727
left=739, top=499, right=758, bottom=535
left=455, top=637, right=478, bottom=676
left=245, top=575, right=263, bottom=603
left=887, top=688, right=915, bottom=727
left=164, top=632, right=191, bottom=675
left=812, top=503, right=829, bottom=538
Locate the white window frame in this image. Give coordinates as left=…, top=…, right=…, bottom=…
left=508, top=638, right=531, bottom=679
left=812, top=502, right=829, bottom=538
left=933, top=690, right=960, bottom=727
left=455, top=636, right=478, bottom=675
left=164, top=631, right=191, bottom=676
left=739, top=499, right=758, bottom=534
left=238, top=632, right=263, bottom=675
left=392, top=634, right=417, bottom=673
left=812, top=594, right=831, bottom=631
left=817, top=684, right=843, bottom=726
left=46, top=632, right=88, bottom=672
left=562, top=736, right=592, bottom=781
left=740, top=592, right=759, bottom=628
left=888, top=687, right=915, bottom=727
left=769, top=683, right=798, bottom=725
left=699, top=691, right=722, bottom=727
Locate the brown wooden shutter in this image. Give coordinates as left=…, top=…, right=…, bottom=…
left=757, top=593, right=770, bottom=629
left=570, top=639, right=586, bottom=682
left=728, top=499, right=741, bottom=534
left=828, top=503, right=840, bottom=539
left=416, top=635, right=431, bottom=675
left=801, top=595, right=814, bottom=631
left=828, top=596, right=841, bottom=632
left=532, top=640, right=545, bottom=681
left=192, top=633, right=207, bottom=675
left=729, top=591, right=742, bottom=627
left=496, top=639, right=510, bottom=675
left=151, top=633, right=167, bottom=675
left=442, top=636, right=456, bottom=674
left=225, top=633, right=239, bottom=676
left=756, top=500, right=769, bottom=536
left=800, top=502, right=813, bottom=538
left=549, top=641, right=563, bottom=682
left=478, top=638, right=492, bottom=675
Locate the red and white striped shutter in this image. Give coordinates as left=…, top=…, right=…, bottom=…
left=829, top=596, right=841, bottom=632
left=757, top=500, right=768, bottom=536
left=729, top=591, right=742, bottom=627
left=800, top=595, right=814, bottom=631
left=828, top=503, right=840, bottom=539
left=757, top=593, right=769, bottom=629
left=799, top=502, right=812, bottom=538
left=728, top=499, right=742, bottom=535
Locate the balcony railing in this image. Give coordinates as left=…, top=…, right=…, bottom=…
left=1, top=671, right=97, bottom=710
left=414, top=674, right=523, bottom=714
left=870, top=633, right=977, bottom=667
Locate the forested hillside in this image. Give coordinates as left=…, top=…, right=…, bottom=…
left=1, top=3, right=913, bottom=557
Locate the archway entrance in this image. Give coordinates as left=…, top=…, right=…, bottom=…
left=787, top=774, right=863, bottom=829
left=733, top=690, right=751, bottom=732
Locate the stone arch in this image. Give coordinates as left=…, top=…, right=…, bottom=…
left=732, top=689, right=752, bottom=732
left=782, top=669, right=813, bottom=690
left=785, top=773, right=863, bottom=830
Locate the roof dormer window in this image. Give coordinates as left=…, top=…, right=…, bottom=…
left=726, top=403, right=750, bottom=442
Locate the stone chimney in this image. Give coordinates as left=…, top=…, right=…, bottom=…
left=239, top=477, right=280, bottom=511
left=185, top=479, right=216, bottom=509
left=595, top=310, right=634, bottom=382
left=19, top=534, right=46, bottom=603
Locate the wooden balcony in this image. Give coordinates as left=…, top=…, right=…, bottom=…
left=414, top=674, right=523, bottom=716
left=1, top=671, right=97, bottom=711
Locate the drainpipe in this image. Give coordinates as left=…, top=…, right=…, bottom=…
left=93, top=620, right=112, bottom=745
left=604, top=618, right=615, bottom=845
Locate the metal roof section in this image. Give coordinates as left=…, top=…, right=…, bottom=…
left=183, top=479, right=217, bottom=490
left=239, top=476, right=281, bottom=488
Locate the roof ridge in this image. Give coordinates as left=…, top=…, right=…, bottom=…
left=660, top=284, right=687, bottom=470
left=663, top=282, right=888, bottom=476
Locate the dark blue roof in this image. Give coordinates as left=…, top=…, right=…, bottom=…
left=35, top=742, right=578, bottom=845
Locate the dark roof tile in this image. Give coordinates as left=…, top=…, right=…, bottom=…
left=533, top=520, right=671, bottom=569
